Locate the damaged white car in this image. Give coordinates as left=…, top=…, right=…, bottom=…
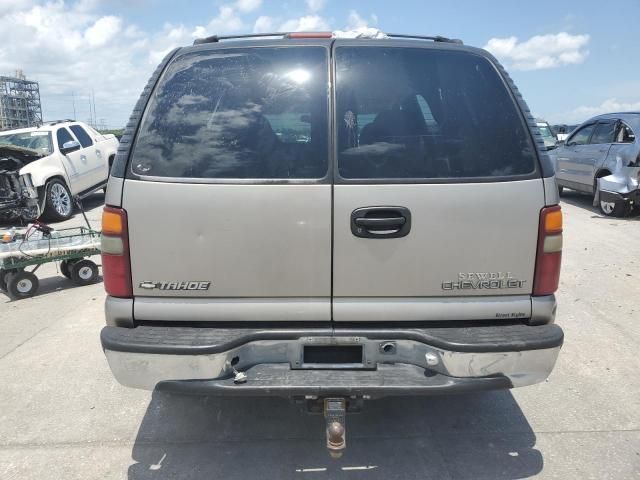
left=0, top=121, right=118, bottom=222
left=552, top=112, right=639, bottom=216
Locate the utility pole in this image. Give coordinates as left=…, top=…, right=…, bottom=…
left=88, top=94, right=94, bottom=127
left=92, top=89, right=97, bottom=128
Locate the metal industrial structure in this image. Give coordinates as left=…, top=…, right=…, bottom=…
left=0, top=70, right=43, bottom=131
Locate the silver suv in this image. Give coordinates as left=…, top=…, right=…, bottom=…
left=553, top=112, right=640, bottom=216
left=99, top=32, right=563, bottom=450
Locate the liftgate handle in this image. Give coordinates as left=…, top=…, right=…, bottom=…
left=350, top=206, right=412, bottom=239
left=354, top=216, right=406, bottom=229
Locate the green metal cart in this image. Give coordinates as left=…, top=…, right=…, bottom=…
left=0, top=226, right=101, bottom=300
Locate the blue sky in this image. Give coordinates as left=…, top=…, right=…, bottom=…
left=1, top=0, right=638, bottom=128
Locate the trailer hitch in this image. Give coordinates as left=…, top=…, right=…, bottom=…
left=324, top=398, right=347, bottom=458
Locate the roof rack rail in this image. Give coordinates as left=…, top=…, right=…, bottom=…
left=43, top=119, right=75, bottom=126
left=193, top=32, right=463, bottom=46
left=194, top=32, right=290, bottom=45
left=386, top=34, right=463, bottom=44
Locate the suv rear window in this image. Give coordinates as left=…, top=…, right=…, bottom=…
left=336, top=47, right=536, bottom=180
left=131, top=47, right=328, bottom=179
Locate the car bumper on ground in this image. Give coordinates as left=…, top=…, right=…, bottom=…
left=101, top=323, right=563, bottom=397
left=599, top=188, right=640, bottom=206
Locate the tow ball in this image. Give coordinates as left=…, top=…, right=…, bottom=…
left=324, top=398, right=347, bottom=458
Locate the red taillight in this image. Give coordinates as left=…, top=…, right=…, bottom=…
left=533, top=205, right=563, bottom=296
left=101, top=206, right=132, bottom=298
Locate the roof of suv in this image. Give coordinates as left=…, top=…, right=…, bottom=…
left=179, top=31, right=481, bottom=58
left=0, top=121, right=81, bottom=135
left=191, top=32, right=464, bottom=46
left=177, top=31, right=494, bottom=75
left=587, top=112, right=640, bottom=127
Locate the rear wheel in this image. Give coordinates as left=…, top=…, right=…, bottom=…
left=557, top=185, right=564, bottom=197
left=43, top=179, right=73, bottom=222
left=7, top=270, right=39, bottom=299
left=70, top=259, right=99, bottom=285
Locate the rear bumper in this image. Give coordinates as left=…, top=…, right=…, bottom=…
left=101, top=324, right=563, bottom=397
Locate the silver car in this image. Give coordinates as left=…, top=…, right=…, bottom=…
left=536, top=119, right=557, bottom=150
left=553, top=112, right=640, bottom=216
left=99, top=32, right=564, bottom=451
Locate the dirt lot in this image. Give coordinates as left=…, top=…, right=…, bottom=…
left=0, top=191, right=639, bottom=479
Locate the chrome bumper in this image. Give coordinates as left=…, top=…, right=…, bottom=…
left=102, top=324, right=563, bottom=396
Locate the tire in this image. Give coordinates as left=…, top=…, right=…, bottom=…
left=60, top=260, right=73, bottom=279
left=70, top=259, right=99, bottom=285
left=557, top=185, right=564, bottom=197
left=0, top=268, right=13, bottom=292
left=42, top=179, right=73, bottom=222
left=6, top=270, right=39, bottom=299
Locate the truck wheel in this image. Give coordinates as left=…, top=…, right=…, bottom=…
left=43, top=179, right=73, bottom=222
left=60, top=260, right=73, bottom=279
left=7, top=270, right=39, bottom=299
left=70, top=259, right=99, bottom=285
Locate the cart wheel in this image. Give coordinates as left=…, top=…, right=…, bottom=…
left=60, top=260, right=73, bottom=279
left=7, top=271, right=39, bottom=299
left=70, top=259, right=99, bottom=286
left=0, top=268, right=14, bottom=292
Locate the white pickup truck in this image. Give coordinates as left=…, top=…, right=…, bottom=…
left=0, top=121, right=118, bottom=221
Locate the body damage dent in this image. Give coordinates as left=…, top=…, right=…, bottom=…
left=0, top=152, right=41, bottom=217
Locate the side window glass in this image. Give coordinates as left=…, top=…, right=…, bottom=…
left=56, top=128, right=75, bottom=150
left=590, top=122, right=616, bottom=144
left=69, top=125, right=93, bottom=148
left=567, top=124, right=595, bottom=146
left=616, top=123, right=636, bottom=143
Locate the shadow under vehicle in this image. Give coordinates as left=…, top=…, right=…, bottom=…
left=128, top=390, right=542, bottom=480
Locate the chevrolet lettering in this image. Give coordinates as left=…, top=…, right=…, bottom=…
left=138, top=281, right=211, bottom=291
left=442, top=272, right=527, bottom=290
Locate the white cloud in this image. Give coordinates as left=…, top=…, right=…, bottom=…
left=148, top=5, right=245, bottom=63
left=279, top=15, right=330, bottom=32
left=0, top=2, right=382, bottom=127
left=204, top=5, right=244, bottom=34
left=484, top=32, right=590, bottom=70
left=0, top=1, right=253, bottom=128
left=346, top=10, right=367, bottom=29
left=253, top=15, right=274, bottom=33
left=84, top=16, right=121, bottom=47
left=305, top=0, right=326, bottom=12
left=563, top=98, right=640, bottom=123
left=235, top=0, right=262, bottom=13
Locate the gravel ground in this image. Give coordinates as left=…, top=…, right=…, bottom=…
left=0, top=190, right=638, bottom=479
